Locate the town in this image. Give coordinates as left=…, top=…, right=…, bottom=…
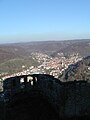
left=1, top=52, right=82, bottom=81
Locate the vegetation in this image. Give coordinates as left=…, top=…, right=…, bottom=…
left=60, top=56, right=90, bottom=81
left=0, top=57, right=39, bottom=75
left=0, top=40, right=90, bottom=77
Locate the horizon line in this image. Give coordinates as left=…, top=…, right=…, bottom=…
left=0, top=38, right=90, bottom=45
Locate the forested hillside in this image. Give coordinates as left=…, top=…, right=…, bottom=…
left=60, top=56, right=90, bottom=81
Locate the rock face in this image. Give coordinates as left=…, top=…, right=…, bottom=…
left=2, top=74, right=90, bottom=119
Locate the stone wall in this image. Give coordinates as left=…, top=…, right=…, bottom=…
left=36, top=75, right=90, bottom=118
left=2, top=74, right=90, bottom=118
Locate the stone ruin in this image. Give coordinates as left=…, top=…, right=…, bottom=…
left=1, top=74, right=90, bottom=119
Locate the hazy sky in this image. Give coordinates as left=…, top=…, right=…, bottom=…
left=0, top=0, right=90, bottom=43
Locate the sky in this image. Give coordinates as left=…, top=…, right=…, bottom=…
left=0, top=0, right=90, bottom=43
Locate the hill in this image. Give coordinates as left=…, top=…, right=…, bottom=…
left=0, top=39, right=90, bottom=62
left=0, top=39, right=90, bottom=75
left=60, top=56, right=90, bottom=81
left=51, top=39, right=90, bottom=57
